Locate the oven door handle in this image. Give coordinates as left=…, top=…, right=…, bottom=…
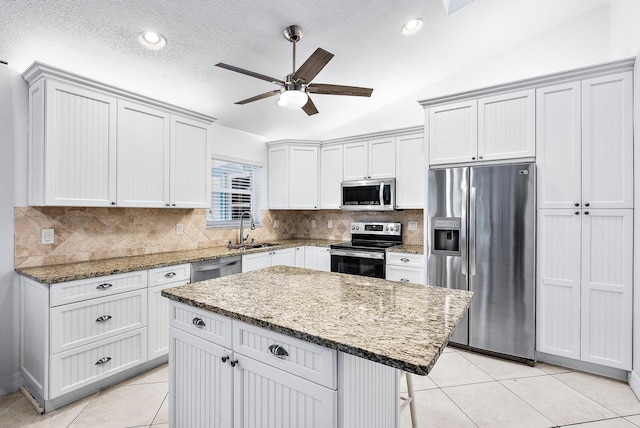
left=330, top=249, right=385, bottom=260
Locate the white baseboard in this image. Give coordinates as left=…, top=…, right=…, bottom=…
left=0, top=371, right=23, bottom=397
left=628, top=371, right=640, bottom=400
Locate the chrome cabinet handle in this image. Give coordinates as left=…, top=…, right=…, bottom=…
left=584, top=202, right=590, bottom=207
left=95, top=357, right=111, bottom=365
left=230, top=359, right=238, bottom=367
left=400, top=278, right=410, bottom=283
left=221, top=355, right=229, bottom=363
left=111, top=201, right=116, bottom=205
left=575, top=211, right=580, bottom=215
left=96, top=283, right=113, bottom=290
left=95, top=315, right=112, bottom=323
left=575, top=203, right=580, bottom=207
left=268, top=344, right=289, bottom=359
left=164, top=272, right=176, bottom=278
left=400, top=257, right=410, bottom=263
left=192, top=317, right=206, bottom=328
left=584, top=211, right=590, bottom=215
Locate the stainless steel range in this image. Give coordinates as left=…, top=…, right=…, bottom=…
left=330, top=222, right=402, bottom=278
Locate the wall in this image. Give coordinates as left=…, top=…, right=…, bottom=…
left=0, top=66, right=27, bottom=394
left=15, top=208, right=423, bottom=268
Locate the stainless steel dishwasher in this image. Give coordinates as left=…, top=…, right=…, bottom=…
left=190, top=256, right=242, bottom=282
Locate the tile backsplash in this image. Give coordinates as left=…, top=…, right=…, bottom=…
left=14, top=207, right=423, bottom=268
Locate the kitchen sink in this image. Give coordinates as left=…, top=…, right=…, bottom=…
left=229, top=242, right=278, bottom=250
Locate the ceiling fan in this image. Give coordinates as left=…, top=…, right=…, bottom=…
left=215, top=25, right=373, bottom=116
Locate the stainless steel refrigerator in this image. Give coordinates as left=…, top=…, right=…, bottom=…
left=427, top=163, right=535, bottom=361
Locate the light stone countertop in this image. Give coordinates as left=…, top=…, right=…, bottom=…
left=386, top=244, right=424, bottom=255
left=162, top=265, right=472, bottom=376
left=15, top=239, right=340, bottom=284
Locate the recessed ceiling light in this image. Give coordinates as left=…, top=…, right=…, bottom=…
left=138, top=31, right=167, bottom=50
left=401, top=19, right=423, bottom=36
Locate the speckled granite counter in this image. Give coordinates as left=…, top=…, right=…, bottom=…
left=15, top=239, right=340, bottom=284
left=162, top=265, right=472, bottom=375
left=387, top=244, right=424, bottom=255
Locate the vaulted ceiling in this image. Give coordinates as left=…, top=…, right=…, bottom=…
left=1, top=0, right=615, bottom=140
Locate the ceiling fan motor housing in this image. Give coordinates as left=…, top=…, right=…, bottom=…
left=283, top=25, right=303, bottom=43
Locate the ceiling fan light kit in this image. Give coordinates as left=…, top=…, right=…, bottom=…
left=215, top=25, right=373, bottom=116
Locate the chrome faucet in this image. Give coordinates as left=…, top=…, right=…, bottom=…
left=239, top=211, right=255, bottom=246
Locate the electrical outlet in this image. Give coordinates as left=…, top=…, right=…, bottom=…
left=274, top=220, right=279, bottom=229
left=175, top=224, right=183, bottom=235
left=41, top=228, right=54, bottom=245
left=408, top=221, right=418, bottom=231
left=311, top=219, right=316, bottom=229
left=327, top=220, right=333, bottom=229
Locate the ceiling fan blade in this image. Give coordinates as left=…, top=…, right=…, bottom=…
left=215, top=63, right=285, bottom=85
left=309, top=84, right=373, bottom=97
left=292, top=48, right=334, bottom=84
left=302, top=96, right=319, bottom=116
left=235, top=90, right=280, bottom=105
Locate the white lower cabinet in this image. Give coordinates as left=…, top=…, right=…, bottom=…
left=242, top=248, right=296, bottom=273
left=537, top=209, right=633, bottom=370
left=304, top=246, right=331, bottom=272
left=385, top=253, right=425, bottom=285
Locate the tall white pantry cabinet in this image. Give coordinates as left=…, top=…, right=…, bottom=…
left=536, top=69, right=633, bottom=370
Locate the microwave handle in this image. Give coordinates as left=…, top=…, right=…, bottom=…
left=379, top=184, right=384, bottom=206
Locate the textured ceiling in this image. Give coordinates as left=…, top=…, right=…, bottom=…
left=0, top=0, right=612, bottom=140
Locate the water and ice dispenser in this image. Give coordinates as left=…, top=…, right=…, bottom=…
left=431, top=218, right=461, bottom=256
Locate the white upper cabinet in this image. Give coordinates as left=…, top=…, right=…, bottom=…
left=427, top=90, right=535, bottom=166
left=343, top=138, right=395, bottom=180
left=428, top=100, right=478, bottom=165
left=478, top=89, right=535, bottom=161
left=581, top=72, right=633, bottom=209
left=29, top=79, right=117, bottom=206
left=395, top=133, right=425, bottom=209
left=24, top=63, right=215, bottom=208
left=319, top=145, right=343, bottom=209
left=117, top=101, right=171, bottom=208
left=537, top=72, right=633, bottom=209
left=268, top=142, right=319, bottom=210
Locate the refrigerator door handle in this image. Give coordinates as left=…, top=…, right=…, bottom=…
left=469, top=186, right=477, bottom=276
left=461, top=186, right=468, bottom=276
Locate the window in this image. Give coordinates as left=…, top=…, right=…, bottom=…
left=207, top=157, right=262, bottom=228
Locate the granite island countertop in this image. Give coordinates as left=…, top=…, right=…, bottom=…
left=15, top=239, right=341, bottom=284
left=162, top=265, right=472, bottom=376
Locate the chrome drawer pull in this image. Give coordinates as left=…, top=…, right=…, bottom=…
left=95, top=315, right=112, bottom=323
left=268, top=344, right=289, bottom=359
left=400, top=278, right=410, bottom=283
left=192, top=317, right=206, bottom=328
left=164, top=272, right=176, bottom=279
left=95, top=357, right=112, bottom=365
left=96, top=283, right=113, bottom=290
left=400, top=258, right=410, bottom=263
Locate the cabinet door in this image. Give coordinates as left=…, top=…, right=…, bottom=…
left=294, top=246, right=306, bottom=268
left=385, top=265, right=425, bottom=285
left=581, top=72, right=633, bottom=209
left=320, top=145, right=343, bottom=209
left=242, top=252, right=271, bottom=273
left=268, top=146, right=290, bottom=209
left=169, top=328, right=233, bottom=428
left=536, top=210, right=581, bottom=359
left=270, top=248, right=295, bottom=267
left=478, top=89, right=535, bottom=161
left=316, top=248, right=331, bottom=272
left=42, top=80, right=117, bottom=206
left=170, top=115, right=211, bottom=208
left=395, top=133, right=425, bottom=209
left=148, top=281, right=187, bottom=360
left=233, top=354, right=336, bottom=428
left=343, top=141, right=368, bottom=180
left=289, top=145, right=318, bottom=209
left=368, top=137, right=395, bottom=179
left=581, top=209, right=632, bottom=370
left=117, top=100, right=171, bottom=207
left=428, top=100, right=477, bottom=165
left=536, top=82, right=582, bottom=209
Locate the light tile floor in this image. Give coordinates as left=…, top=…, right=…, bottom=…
left=2, top=347, right=640, bottom=427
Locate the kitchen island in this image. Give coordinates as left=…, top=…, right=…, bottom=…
left=162, top=265, right=472, bottom=428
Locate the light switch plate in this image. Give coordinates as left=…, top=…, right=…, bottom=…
left=408, top=221, right=418, bottom=231
left=41, top=228, right=54, bottom=245
left=274, top=220, right=279, bottom=229
left=175, top=224, right=183, bottom=235
left=327, top=220, right=333, bottom=229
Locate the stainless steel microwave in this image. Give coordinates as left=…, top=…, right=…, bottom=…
left=340, top=178, right=396, bottom=211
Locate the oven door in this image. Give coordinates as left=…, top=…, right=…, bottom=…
left=330, top=249, right=385, bottom=278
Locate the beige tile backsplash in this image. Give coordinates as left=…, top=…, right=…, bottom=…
left=14, top=207, right=423, bottom=268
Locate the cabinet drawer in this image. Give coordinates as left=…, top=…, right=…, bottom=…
left=233, top=320, right=337, bottom=389
left=386, top=252, right=425, bottom=268
left=385, top=265, right=426, bottom=285
left=169, top=301, right=232, bottom=349
left=148, top=263, right=190, bottom=287
left=50, top=270, right=148, bottom=307
left=50, top=289, right=147, bottom=354
left=49, top=328, right=147, bottom=398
